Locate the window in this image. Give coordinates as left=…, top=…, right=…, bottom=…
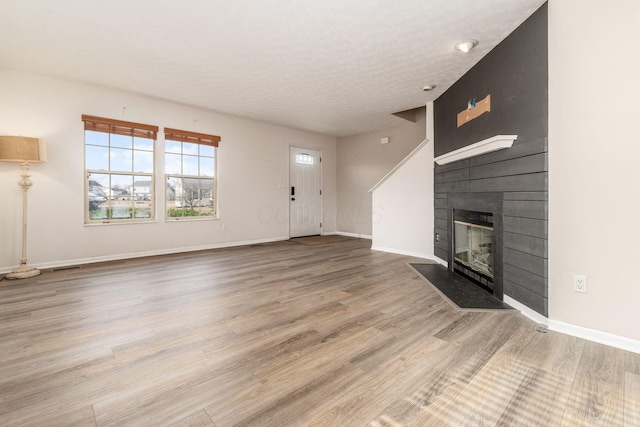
left=164, top=128, right=220, bottom=219
left=296, top=153, right=315, bottom=165
left=83, top=115, right=158, bottom=223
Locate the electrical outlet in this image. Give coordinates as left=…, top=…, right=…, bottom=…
left=573, top=275, right=587, bottom=293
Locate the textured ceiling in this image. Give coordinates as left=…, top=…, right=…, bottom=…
left=0, top=0, right=546, bottom=137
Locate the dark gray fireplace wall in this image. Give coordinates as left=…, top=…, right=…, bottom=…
left=434, top=3, right=548, bottom=156
left=435, top=138, right=548, bottom=315
left=433, top=4, right=548, bottom=316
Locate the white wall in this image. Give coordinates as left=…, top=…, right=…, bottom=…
left=336, top=107, right=426, bottom=237
left=0, top=68, right=336, bottom=271
left=549, top=0, right=640, bottom=342
left=371, top=103, right=434, bottom=259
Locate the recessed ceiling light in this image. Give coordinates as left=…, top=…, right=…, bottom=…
left=454, top=39, right=479, bottom=53
left=422, top=85, right=436, bottom=91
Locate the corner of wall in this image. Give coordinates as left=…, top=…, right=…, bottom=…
left=370, top=105, right=434, bottom=257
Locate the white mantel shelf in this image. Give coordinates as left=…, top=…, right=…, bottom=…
left=434, top=135, right=517, bottom=165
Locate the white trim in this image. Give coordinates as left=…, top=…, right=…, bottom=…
left=503, top=295, right=549, bottom=326
left=369, top=139, right=429, bottom=192
left=549, top=320, right=640, bottom=355
left=433, top=255, right=448, bottom=267
left=371, top=245, right=434, bottom=260
left=3, top=237, right=289, bottom=274
left=434, top=135, right=517, bottom=165
left=503, top=295, right=640, bottom=355
left=335, top=231, right=372, bottom=239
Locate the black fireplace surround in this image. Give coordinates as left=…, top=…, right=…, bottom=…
left=447, top=192, right=504, bottom=300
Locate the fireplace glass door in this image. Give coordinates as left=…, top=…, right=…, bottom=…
left=454, top=220, right=494, bottom=278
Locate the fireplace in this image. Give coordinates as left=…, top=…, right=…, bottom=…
left=447, top=193, right=504, bottom=300
left=453, top=210, right=494, bottom=293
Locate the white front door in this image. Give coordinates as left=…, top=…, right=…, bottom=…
left=290, top=146, right=322, bottom=237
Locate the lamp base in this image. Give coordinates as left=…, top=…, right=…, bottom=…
left=5, top=264, right=41, bottom=280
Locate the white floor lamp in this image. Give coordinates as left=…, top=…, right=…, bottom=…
left=0, top=136, right=47, bottom=279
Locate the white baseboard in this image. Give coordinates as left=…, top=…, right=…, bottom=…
left=503, top=295, right=640, bottom=355
left=2, top=236, right=289, bottom=274
left=503, top=295, right=549, bottom=326
left=371, top=245, right=434, bottom=260
left=548, top=319, right=640, bottom=355
left=433, top=255, right=448, bottom=267
left=335, top=231, right=372, bottom=239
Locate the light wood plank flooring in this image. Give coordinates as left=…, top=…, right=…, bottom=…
left=1, top=238, right=638, bottom=426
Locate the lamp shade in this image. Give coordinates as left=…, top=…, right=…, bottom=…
left=0, top=136, right=47, bottom=163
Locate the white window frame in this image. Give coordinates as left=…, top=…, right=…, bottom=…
left=164, top=128, right=220, bottom=221
left=83, top=115, right=158, bottom=224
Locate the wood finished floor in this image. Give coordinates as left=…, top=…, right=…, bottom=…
left=1, top=238, right=638, bottom=426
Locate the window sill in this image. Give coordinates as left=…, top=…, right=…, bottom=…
left=84, top=220, right=158, bottom=226
left=165, top=216, right=219, bottom=222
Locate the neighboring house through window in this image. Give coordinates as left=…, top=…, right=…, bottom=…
left=83, top=115, right=158, bottom=223
left=164, top=128, right=220, bottom=219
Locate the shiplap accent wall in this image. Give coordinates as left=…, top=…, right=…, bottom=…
left=433, top=4, right=548, bottom=316
left=434, top=136, right=548, bottom=315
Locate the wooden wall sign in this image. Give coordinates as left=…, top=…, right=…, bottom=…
left=457, top=94, right=491, bottom=127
